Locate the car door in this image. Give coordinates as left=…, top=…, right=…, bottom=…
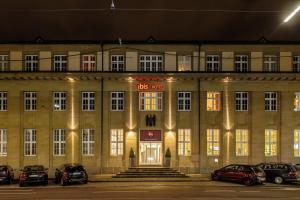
left=222, top=165, right=237, bottom=181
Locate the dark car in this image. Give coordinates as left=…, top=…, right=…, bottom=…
left=19, top=165, right=48, bottom=187
left=257, top=163, right=300, bottom=184
left=211, top=164, right=266, bottom=186
left=0, top=165, right=14, bottom=184
left=55, top=164, right=88, bottom=186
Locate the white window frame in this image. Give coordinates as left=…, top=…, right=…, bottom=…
left=265, top=129, right=277, bottom=157
left=263, top=55, right=277, bottom=72
left=235, top=92, right=248, bottom=111
left=111, top=92, right=124, bottom=111
left=207, top=92, right=221, bottom=111
left=24, top=92, right=37, bottom=111
left=0, top=129, right=7, bottom=156
left=82, top=92, right=95, bottom=111
left=139, top=55, right=163, bottom=72
left=265, top=92, right=277, bottom=111
left=24, top=129, right=36, bottom=156
left=236, top=129, right=249, bottom=156
left=53, top=55, right=67, bottom=72
left=53, top=129, right=65, bottom=156
left=111, top=55, right=124, bottom=71
left=25, top=55, right=39, bottom=71
left=110, top=129, right=124, bottom=156
left=0, top=92, right=7, bottom=111
left=53, top=92, right=66, bottom=111
left=207, top=129, right=220, bottom=156
left=178, top=92, right=191, bottom=111
left=293, top=55, right=300, bottom=72
left=206, top=55, right=220, bottom=72
left=178, top=129, right=191, bottom=156
left=0, top=55, right=9, bottom=71
left=294, top=92, right=300, bottom=111
left=139, top=92, right=163, bottom=111
left=82, top=129, right=95, bottom=156
left=82, top=55, right=96, bottom=71
left=235, top=55, right=249, bottom=72
left=294, top=129, right=300, bottom=157
left=177, top=55, right=192, bottom=71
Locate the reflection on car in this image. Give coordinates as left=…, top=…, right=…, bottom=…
left=19, top=165, right=48, bottom=187
left=0, top=165, right=14, bottom=184
left=55, top=163, right=88, bottom=186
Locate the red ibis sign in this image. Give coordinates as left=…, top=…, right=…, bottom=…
left=137, top=83, right=164, bottom=91
left=140, top=130, right=162, bottom=141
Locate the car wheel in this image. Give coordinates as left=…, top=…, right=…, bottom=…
left=274, top=176, right=283, bottom=184
left=211, top=174, right=219, bottom=181
left=61, top=178, right=67, bottom=186
left=243, top=178, right=253, bottom=186
left=83, top=179, right=88, bottom=184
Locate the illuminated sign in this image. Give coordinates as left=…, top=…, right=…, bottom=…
left=137, top=83, right=164, bottom=91
left=140, top=130, right=162, bottom=141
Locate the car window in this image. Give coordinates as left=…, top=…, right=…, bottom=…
left=294, top=165, right=300, bottom=171
left=252, top=166, right=264, bottom=173
left=66, top=166, right=84, bottom=172
left=238, top=166, right=252, bottom=172
left=24, top=166, right=44, bottom=171
left=0, top=166, right=7, bottom=171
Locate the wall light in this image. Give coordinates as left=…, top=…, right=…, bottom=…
left=284, top=5, right=300, bottom=23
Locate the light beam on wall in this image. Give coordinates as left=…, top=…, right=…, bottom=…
left=284, top=5, right=300, bottom=23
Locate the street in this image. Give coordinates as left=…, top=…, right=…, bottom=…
left=0, top=181, right=300, bottom=200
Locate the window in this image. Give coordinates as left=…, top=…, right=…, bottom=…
left=53, top=129, right=65, bottom=156
left=236, top=129, right=248, bottom=156
left=53, top=92, right=66, bottom=111
left=235, top=92, right=248, bottom=111
left=111, top=55, right=124, bottom=71
left=178, top=55, right=192, bottom=71
left=178, top=92, right=191, bottom=111
left=0, top=92, right=7, bottom=111
left=293, top=56, right=300, bottom=72
left=24, top=129, right=36, bottom=156
left=0, top=129, right=7, bottom=156
left=110, top=129, right=123, bottom=156
left=139, top=92, right=163, bottom=111
left=140, top=55, right=163, bottom=72
left=0, top=55, right=8, bottom=71
left=206, top=55, right=220, bottom=72
left=207, top=92, right=221, bottom=111
left=82, top=92, right=95, bottom=111
left=265, top=129, right=277, bottom=156
left=294, top=92, right=300, bottom=111
left=207, top=129, right=220, bottom=156
left=25, top=55, right=39, bottom=71
left=82, top=129, right=95, bottom=156
left=111, top=92, right=124, bottom=111
left=53, top=55, right=67, bottom=71
left=263, top=55, right=277, bottom=72
left=178, top=129, right=191, bottom=156
left=24, top=92, right=37, bottom=111
left=235, top=55, right=249, bottom=72
left=82, top=55, right=96, bottom=71
left=294, top=130, right=300, bottom=157
left=265, top=92, right=277, bottom=111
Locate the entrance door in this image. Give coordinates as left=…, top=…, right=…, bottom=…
left=139, top=142, right=162, bottom=165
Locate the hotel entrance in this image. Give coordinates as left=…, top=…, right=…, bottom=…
left=139, top=130, right=162, bottom=166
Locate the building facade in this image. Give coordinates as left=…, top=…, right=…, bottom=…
left=1, top=42, right=300, bottom=176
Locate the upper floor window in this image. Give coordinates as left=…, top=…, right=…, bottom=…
left=53, top=92, right=66, bottom=111
left=265, top=129, right=277, bottom=156
left=82, top=92, right=95, bottom=111
left=53, top=55, right=67, bottom=72
left=178, top=55, right=192, bottom=71
left=140, top=55, right=163, bottom=72
left=178, top=92, right=191, bottom=111
left=235, top=92, right=248, bottom=111
left=0, top=55, right=9, bottom=71
left=0, top=92, right=7, bottom=111
left=265, top=92, right=277, bottom=111
left=82, top=129, right=95, bottom=156
left=53, top=129, right=65, bottom=156
left=82, top=55, right=96, bottom=71
left=111, top=92, right=124, bottom=111
left=0, top=129, right=7, bottom=156
left=111, top=55, right=124, bottom=71
left=293, top=56, right=300, bottom=72
left=25, top=55, right=39, bottom=72
left=263, top=55, right=277, bottom=72
left=178, top=129, right=191, bottom=156
left=235, top=55, right=249, bottom=72
left=207, top=129, right=220, bottom=156
left=110, top=129, right=124, bottom=156
left=24, top=92, right=37, bottom=111
left=207, top=92, right=221, bottom=111
left=206, top=55, right=220, bottom=72
left=139, top=92, right=163, bottom=111
left=24, top=129, right=36, bottom=156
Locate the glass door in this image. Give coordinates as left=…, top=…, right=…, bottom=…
left=139, top=142, right=162, bottom=165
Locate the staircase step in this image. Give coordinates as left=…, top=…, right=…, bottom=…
left=114, top=167, right=188, bottom=178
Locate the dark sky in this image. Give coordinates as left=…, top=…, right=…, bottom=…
left=1, top=0, right=300, bottom=42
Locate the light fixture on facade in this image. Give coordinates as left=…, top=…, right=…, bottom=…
left=68, top=77, right=75, bottom=82
left=223, top=76, right=231, bottom=83
left=284, top=5, right=300, bottom=23
left=111, top=0, right=115, bottom=9
left=214, top=158, right=219, bottom=163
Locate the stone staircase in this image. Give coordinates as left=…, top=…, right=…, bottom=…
left=113, top=167, right=188, bottom=178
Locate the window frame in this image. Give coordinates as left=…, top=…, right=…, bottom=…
left=235, top=129, right=249, bottom=156
left=206, top=55, right=220, bottom=72
left=0, top=55, right=9, bottom=71
left=235, top=55, right=249, bottom=72
left=207, top=129, right=220, bottom=156
left=264, top=92, right=277, bottom=111
left=110, top=129, right=124, bottom=156
left=81, top=54, right=96, bottom=71
left=177, top=55, right=192, bottom=71
left=294, top=129, right=300, bottom=157
left=82, top=92, right=95, bottom=111
left=0, top=129, right=7, bottom=156
left=24, top=129, right=36, bottom=156
left=294, top=92, right=300, bottom=111
left=82, top=129, right=95, bottom=156
left=265, top=129, right=277, bottom=157
left=53, top=92, right=66, bottom=111
left=53, top=129, right=66, bottom=156
left=177, top=92, right=191, bottom=111
left=263, top=55, right=278, bottom=72
left=111, top=92, right=124, bottom=111
left=207, top=92, right=221, bottom=111
left=24, top=55, right=39, bottom=72
left=178, top=129, right=191, bottom=156
left=139, top=55, right=163, bottom=72
left=0, top=92, right=7, bottom=111
left=139, top=92, right=163, bottom=111
left=53, top=54, right=67, bottom=72
left=235, top=92, right=248, bottom=111
left=24, top=92, right=37, bottom=111
left=111, top=55, right=125, bottom=71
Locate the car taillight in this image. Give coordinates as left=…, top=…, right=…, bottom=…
left=289, top=171, right=298, bottom=177
left=20, top=172, right=28, bottom=179
left=63, top=171, right=69, bottom=178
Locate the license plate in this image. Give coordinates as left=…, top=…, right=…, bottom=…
left=258, top=177, right=266, bottom=182
left=29, top=175, right=39, bottom=178
left=73, top=172, right=81, bottom=175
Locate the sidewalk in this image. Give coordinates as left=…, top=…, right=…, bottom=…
left=89, top=174, right=210, bottom=182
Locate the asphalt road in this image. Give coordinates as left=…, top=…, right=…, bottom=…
left=0, top=181, right=300, bottom=200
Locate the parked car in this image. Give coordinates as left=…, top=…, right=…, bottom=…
left=211, top=164, right=266, bottom=186
left=0, top=165, right=14, bottom=184
left=295, top=164, right=300, bottom=171
left=55, top=164, right=88, bottom=186
left=257, top=163, right=300, bottom=184
left=19, top=165, right=48, bottom=187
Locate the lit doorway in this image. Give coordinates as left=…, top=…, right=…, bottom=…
left=139, top=142, right=162, bottom=165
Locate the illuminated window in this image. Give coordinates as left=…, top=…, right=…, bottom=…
left=206, top=55, right=220, bottom=72
left=53, top=55, right=67, bottom=71
left=139, top=92, right=163, bottom=111
left=294, top=92, right=300, bottom=111
left=207, top=92, right=221, bottom=111
left=265, top=92, right=277, bottom=111
left=111, top=55, right=124, bottom=71
left=24, top=92, right=37, bottom=111
left=178, top=55, right=192, bottom=71
left=53, top=92, right=66, bottom=111
left=111, top=92, right=124, bottom=111
left=82, top=92, right=95, bottom=111
left=236, top=129, right=248, bottom=156
left=0, top=55, right=9, bottom=71
left=207, top=129, right=220, bottom=156
left=178, top=92, right=191, bottom=111
left=82, top=129, right=95, bottom=156
left=24, top=55, right=38, bottom=71
left=294, top=130, right=300, bottom=157
left=178, top=129, right=191, bottom=156
left=263, top=55, right=277, bottom=72
left=0, top=129, right=7, bottom=156
left=82, top=55, right=96, bottom=71
left=110, top=129, right=123, bottom=156
left=235, top=92, right=248, bottom=111
left=0, top=92, right=7, bottom=111
left=265, top=129, right=277, bottom=156
left=235, top=55, right=249, bottom=72
left=293, top=56, right=300, bottom=72
left=140, top=55, right=163, bottom=72
left=53, top=129, right=65, bottom=156
left=24, top=129, right=36, bottom=156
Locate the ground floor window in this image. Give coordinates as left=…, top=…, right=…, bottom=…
left=110, top=129, right=123, bottom=156
left=294, top=129, right=300, bottom=157
left=24, top=129, right=36, bottom=156
left=207, top=129, right=220, bottom=156
left=53, top=129, right=65, bottom=156
left=0, top=129, right=7, bottom=156
left=178, top=129, right=191, bottom=156
left=82, top=129, right=95, bottom=156
left=236, top=129, right=248, bottom=156
left=265, top=129, right=277, bottom=156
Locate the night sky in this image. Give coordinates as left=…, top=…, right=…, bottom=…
left=1, top=0, right=300, bottom=42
